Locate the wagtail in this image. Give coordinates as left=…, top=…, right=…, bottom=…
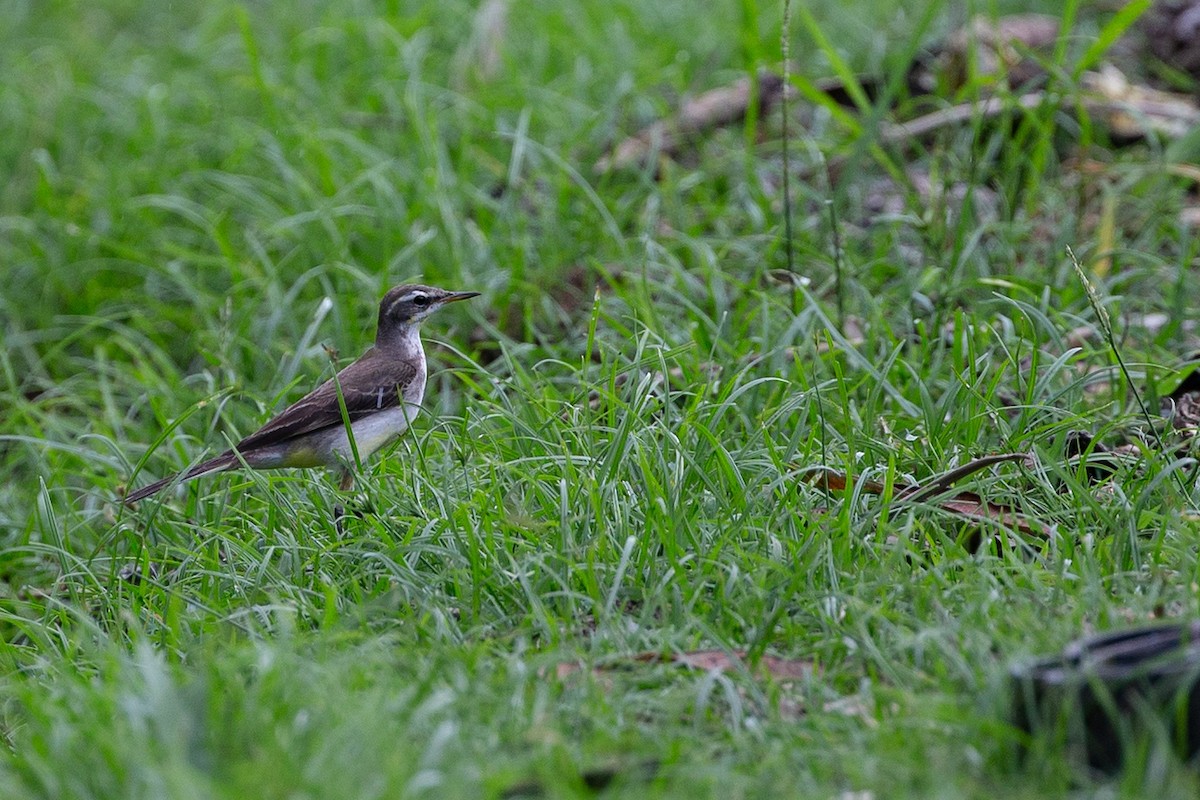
left=123, top=284, right=479, bottom=503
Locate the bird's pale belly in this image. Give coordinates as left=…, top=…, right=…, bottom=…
left=246, top=405, right=421, bottom=470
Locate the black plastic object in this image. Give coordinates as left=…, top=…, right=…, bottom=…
left=1010, top=622, right=1200, bottom=771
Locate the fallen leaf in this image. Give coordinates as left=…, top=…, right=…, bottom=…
left=804, top=453, right=1044, bottom=539
left=670, top=650, right=815, bottom=680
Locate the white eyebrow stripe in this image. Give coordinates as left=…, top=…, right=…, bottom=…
left=384, top=291, right=428, bottom=319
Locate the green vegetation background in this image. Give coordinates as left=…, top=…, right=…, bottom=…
left=2, top=0, right=1199, bottom=797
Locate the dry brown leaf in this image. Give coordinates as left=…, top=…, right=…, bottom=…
left=669, top=649, right=815, bottom=680
left=804, top=453, right=1044, bottom=538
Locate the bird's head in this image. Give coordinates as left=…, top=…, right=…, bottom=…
left=376, top=284, right=479, bottom=341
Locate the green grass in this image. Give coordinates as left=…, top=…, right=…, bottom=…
left=3, top=0, right=1200, bottom=796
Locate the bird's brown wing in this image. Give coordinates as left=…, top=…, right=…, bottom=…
left=233, top=348, right=420, bottom=452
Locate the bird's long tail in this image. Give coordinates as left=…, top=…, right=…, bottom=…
left=123, top=452, right=237, bottom=504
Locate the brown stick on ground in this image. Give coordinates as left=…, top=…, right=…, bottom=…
left=595, top=71, right=790, bottom=173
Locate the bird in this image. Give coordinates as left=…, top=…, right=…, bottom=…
left=123, top=284, right=480, bottom=504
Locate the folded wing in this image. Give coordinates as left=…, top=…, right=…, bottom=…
left=234, top=349, right=419, bottom=452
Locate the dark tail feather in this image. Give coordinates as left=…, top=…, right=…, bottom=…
left=123, top=452, right=237, bottom=504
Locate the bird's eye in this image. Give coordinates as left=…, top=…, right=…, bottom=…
left=412, top=294, right=430, bottom=307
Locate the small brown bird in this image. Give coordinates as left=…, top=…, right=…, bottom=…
left=124, top=284, right=479, bottom=503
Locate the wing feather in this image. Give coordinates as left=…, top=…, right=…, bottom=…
left=233, top=349, right=419, bottom=452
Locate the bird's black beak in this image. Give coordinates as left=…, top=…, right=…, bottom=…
left=441, top=291, right=481, bottom=304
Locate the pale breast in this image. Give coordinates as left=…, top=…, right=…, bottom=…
left=319, top=403, right=423, bottom=464
left=239, top=328, right=430, bottom=473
